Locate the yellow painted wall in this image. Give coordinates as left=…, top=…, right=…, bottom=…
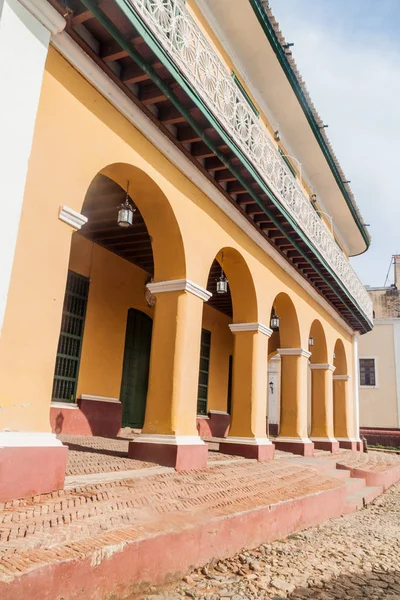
left=202, top=304, right=233, bottom=412
left=359, top=323, right=399, bottom=428
left=70, top=234, right=152, bottom=399
left=69, top=234, right=232, bottom=409
left=0, top=47, right=355, bottom=435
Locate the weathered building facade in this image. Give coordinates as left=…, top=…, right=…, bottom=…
left=0, top=0, right=372, bottom=502
left=359, top=257, right=400, bottom=430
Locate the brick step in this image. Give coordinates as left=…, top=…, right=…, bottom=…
left=345, top=485, right=382, bottom=514
left=344, top=477, right=366, bottom=494
left=325, top=468, right=350, bottom=481
left=286, top=457, right=334, bottom=473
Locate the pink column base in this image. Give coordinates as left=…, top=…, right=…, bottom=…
left=128, top=441, right=208, bottom=471
left=219, top=441, right=275, bottom=461
left=339, top=440, right=361, bottom=451
left=275, top=440, right=315, bottom=456
left=0, top=445, right=68, bottom=502
left=313, top=440, right=340, bottom=454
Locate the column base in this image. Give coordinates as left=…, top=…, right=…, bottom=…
left=274, top=437, right=314, bottom=456
left=128, top=434, right=208, bottom=471
left=219, top=437, right=275, bottom=460
left=311, top=438, right=340, bottom=454
left=0, top=432, right=68, bottom=502
left=337, top=438, right=362, bottom=451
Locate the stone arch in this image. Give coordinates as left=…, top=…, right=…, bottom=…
left=308, top=319, right=328, bottom=364
left=269, top=292, right=301, bottom=349
left=333, top=338, right=352, bottom=442
left=81, top=163, right=187, bottom=281
left=333, top=338, right=348, bottom=375
left=204, top=247, right=259, bottom=323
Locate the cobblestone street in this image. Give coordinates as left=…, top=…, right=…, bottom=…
left=141, top=482, right=400, bottom=600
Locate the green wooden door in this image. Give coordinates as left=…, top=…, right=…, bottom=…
left=120, top=309, right=153, bottom=428
left=52, top=270, right=90, bottom=403
left=197, top=329, right=211, bottom=415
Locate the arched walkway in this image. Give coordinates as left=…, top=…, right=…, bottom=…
left=52, top=164, right=217, bottom=470
left=308, top=320, right=339, bottom=453
left=333, top=339, right=356, bottom=449
left=203, top=248, right=274, bottom=460
left=270, top=293, right=314, bottom=456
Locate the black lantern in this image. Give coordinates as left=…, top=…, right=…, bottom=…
left=270, top=308, right=280, bottom=331
left=216, top=252, right=228, bottom=294
left=308, top=336, right=314, bottom=347
left=117, top=181, right=136, bottom=227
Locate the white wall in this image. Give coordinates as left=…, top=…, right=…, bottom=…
left=0, top=0, right=64, bottom=338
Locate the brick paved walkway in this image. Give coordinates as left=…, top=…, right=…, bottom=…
left=332, top=449, right=400, bottom=472
left=1, top=436, right=400, bottom=600
left=60, top=435, right=245, bottom=476
left=0, top=460, right=340, bottom=575
left=141, top=481, right=400, bottom=600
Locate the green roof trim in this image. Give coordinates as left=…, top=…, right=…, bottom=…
left=249, top=0, right=370, bottom=253
left=78, top=0, right=372, bottom=331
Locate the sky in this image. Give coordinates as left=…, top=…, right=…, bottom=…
left=269, top=0, right=400, bottom=286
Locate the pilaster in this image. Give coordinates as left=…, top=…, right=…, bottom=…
left=129, top=280, right=210, bottom=470
left=274, top=348, right=314, bottom=456
left=219, top=323, right=274, bottom=460
left=310, top=363, right=339, bottom=453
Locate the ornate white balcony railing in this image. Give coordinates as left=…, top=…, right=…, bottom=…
left=127, top=0, right=373, bottom=321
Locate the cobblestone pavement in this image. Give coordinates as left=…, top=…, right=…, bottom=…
left=139, top=482, right=400, bottom=600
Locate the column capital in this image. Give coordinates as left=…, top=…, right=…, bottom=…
left=333, top=374, right=351, bottom=381
left=310, top=363, right=336, bottom=371
left=278, top=348, right=311, bottom=358
left=229, top=322, right=273, bottom=336
left=19, top=0, right=66, bottom=35
left=147, top=279, right=212, bottom=302
left=59, top=206, right=88, bottom=230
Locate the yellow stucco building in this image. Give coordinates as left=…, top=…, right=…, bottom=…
left=0, top=0, right=373, bottom=501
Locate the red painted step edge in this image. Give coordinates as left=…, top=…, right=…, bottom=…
left=0, top=485, right=346, bottom=600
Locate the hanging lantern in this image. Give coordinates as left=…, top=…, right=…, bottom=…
left=270, top=309, right=280, bottom=331
left=117, top=181, right=136, bottom=227
left=308, top=335, right=315, bottom=347
left=333, top=352, right=336, bottom=360
left=216, top=252, right=228, bottom=294
left=216, top=273, right=228, bottom=294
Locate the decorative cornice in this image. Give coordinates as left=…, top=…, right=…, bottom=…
left=333, top=374, right=351, bottom=381
left=147, top=279, right=212, bottom=302
left=278, top=348, right=312, bottom=358
left=51, top=32, right=356, bottom=335
left=229, top=322, right=273, bottom=336
left=309, top=363, right=336, bottom=371
left=59, top=205, right=88, bottom=230
left=19, top=0, right=66, bottom=35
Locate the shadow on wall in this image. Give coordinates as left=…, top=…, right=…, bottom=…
left=50, top=399, right=122, bottom=437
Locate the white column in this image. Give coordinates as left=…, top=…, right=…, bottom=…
left=352, top=332, right=361, bottom=442
left=0, top=0, right=65, bottom=338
